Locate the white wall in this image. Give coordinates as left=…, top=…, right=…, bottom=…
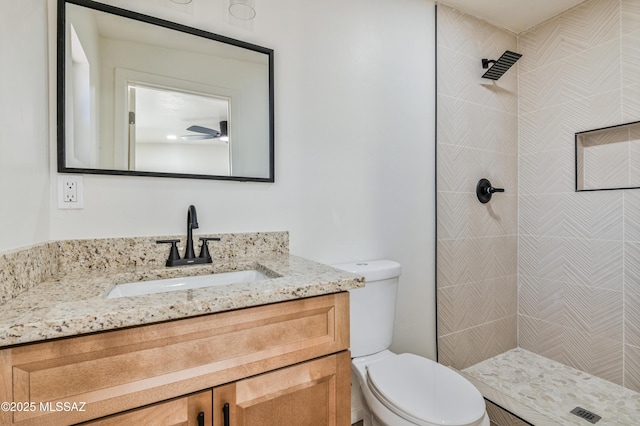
left=43, top=0, right=436, bottom=358
left=0, top=1, right=50, bottom=252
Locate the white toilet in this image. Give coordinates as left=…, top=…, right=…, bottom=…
left=332, top=260, right=489, bottom=426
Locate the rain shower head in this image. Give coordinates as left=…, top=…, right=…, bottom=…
left=481, top=50, right=522, bottom=80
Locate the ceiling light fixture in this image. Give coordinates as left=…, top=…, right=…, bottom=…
left=170, top=0, right=193, bottom=4
left=229, top=0, right=256, bottom=20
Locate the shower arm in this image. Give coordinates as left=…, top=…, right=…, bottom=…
left=482, top=59, right=496, bottom=69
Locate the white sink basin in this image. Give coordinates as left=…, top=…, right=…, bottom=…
left=107, top=269, right=272, bottom=299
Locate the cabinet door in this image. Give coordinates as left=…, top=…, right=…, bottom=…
left=214, top=352, right=350, bottom=426
left=80, top=390, right=212, bottom=426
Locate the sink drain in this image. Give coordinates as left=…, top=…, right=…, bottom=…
left=570, top=407, right=601, bottom=424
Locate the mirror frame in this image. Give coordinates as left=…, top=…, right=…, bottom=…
left=57, top=0, right=275, bottom=182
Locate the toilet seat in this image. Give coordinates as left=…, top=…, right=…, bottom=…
left=366, top=353, right=486, bottom=426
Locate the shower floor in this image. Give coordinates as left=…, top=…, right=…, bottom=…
left=461, top=348, right=640, bottom=425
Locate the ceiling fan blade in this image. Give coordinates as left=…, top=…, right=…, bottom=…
left=186, top=125, right=221, bottom=137
left=180, top=134, right=215, bottom=140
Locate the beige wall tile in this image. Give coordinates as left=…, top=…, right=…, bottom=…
left=562, top=326, right=623, bottom=385
left=438, top=316, right=517, bottom=370
left=518, top=315, right=564, bottom=363
left=624, top=344, right=640, bottom=392
left=622, top=0, right=640, bottom=36
left=437, top=144, right=517, bottom=194
left=622, top=32, right=640, bottom=88
left=623, top=195, right=640, bottom=242
left=518, top=275, right=564, bottom=324
left=438, top=192, right=517, bottom=240
left=562, top=282, right=623, bottom=341
left=438, top=236, right=517, bottom=288
left=623, top=84, right=640, bottom=122
left=438, top=275, right=517, bottom=336
left=438, top=97, right=518, bottom=154
left=437, top=4, right=517, bottom=60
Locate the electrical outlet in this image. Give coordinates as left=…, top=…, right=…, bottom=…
left=58, top=175, right=84, bottom=209
left=64, top=180, right=77, bottom=202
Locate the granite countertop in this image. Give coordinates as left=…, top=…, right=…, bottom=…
left=0, top=254, right=363, bottom=348
left=461, top=348, right=640, bottom=426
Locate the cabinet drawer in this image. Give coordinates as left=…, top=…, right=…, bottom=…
left=80, top=390, right=212, bottom=426
left=0, top=293, right=349, bottom=425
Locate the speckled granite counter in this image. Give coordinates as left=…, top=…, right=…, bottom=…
left=461, top=348, right=640, bottom=425
left=0, top=232, right=363, bottom=348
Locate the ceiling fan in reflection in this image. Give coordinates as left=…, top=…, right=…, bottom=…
left=180, top=121, right=228, bottom=141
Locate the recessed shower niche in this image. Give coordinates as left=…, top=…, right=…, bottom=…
left=575, top=121, right=640, bottom=191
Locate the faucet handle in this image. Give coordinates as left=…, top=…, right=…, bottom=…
left=156, top=239, right=181, bottom=266
left=198, top=237, right=220, bottom=260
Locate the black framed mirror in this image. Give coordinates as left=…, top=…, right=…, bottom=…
left=57, top=0, right=274, bottom=182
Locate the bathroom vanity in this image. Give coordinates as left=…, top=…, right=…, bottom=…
left=0, top=232, right=362, bottom=425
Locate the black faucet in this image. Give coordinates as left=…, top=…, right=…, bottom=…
left=184, top=205, right=198, bottom=261
left=156, top=205, right=220, bottom=267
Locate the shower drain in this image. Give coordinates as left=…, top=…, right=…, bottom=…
left=570, top=407, right=601, bottom=424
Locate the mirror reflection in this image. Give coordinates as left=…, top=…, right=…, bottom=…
left=59, top=0, right=274, bottom=181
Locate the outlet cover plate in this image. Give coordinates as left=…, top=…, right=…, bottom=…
left=58, top=175, right=84, bottom=209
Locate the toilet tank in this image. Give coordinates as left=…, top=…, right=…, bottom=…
left=331, top=260, right=401, bottom=358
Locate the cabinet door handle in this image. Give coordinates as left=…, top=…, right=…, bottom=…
left=223, top=403, right=230, bottom=426
left=197, top=411, right=205, bottom=426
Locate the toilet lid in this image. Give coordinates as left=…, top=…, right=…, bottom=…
left=366, top=353, right=485, bottom=426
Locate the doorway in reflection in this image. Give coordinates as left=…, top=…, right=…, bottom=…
left=128, top=84, right=231, bottom=176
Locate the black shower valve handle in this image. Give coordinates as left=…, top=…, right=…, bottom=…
left=476, top=178, right=504, bottom=203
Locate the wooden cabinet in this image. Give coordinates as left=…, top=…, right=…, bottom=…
left=215, top=352, right=350, bottom=426
left=0, top=293, right=350, bottom=426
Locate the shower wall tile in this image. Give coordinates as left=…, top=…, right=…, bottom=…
left=436, top=4, right=517, bottom=62
left=622, top=0, right=640, bottom=36
left=518, top=148, right=574, bottom=194
left=437, top=144, right=517, bottom=193
left=518, top=315, right=624, bottom=384
left=625, top=344, right=640, bottom=392
left=437, top=46, right=517, bottom=113
left=624, top=241, right=640, bottom=347
left=623, top=192, right=640, bottom=241
left=438, top=192, right=517, bottom=240
left=623, top=83, right=640, bottom=122
left=582, top=140, right=630, bottom=190
left=518, top=315, right=564, bottom=362
left=622, top=31, right=640, bottom=88
left=519, top=40, right=620, bottom=115
left=438, top=275, right=517, bottom=336
left=562, top=326, right=624, bottom=385
left=520, top=91, right=623, bottom=156
left=561, top=0, right=620, bottom=49
left=517, top=0, right=619, bottom=71
left=436, top=4, right=518, bottom=369
left=437, top=96, right=518, bottom=154
left=519, top=236, right=623, bottom=291
left=518, top=0, right=639, bottom=392
left=437, top=236, right=518, bottom=288
left=519, top=275, right=564, bottom=324
left=568, top=285, right=616, bottom=330
left=438, top=316, right=517, bottom=370
left=562, top=283, right=623, bottom=341
left=519, top=192, right=623, bottom=240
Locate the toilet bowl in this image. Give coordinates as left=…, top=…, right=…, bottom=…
left=331, top=260, right=489, bottom=426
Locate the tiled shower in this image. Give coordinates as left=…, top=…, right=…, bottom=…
left=436, top=0, right=640, bottom=392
